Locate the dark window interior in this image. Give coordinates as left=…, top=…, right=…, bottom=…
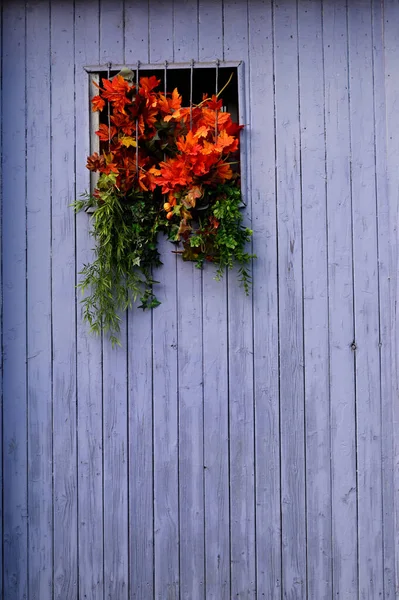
left=98, top=66, right=239, bottom=122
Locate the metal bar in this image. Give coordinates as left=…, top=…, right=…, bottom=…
left=136, top=61, right=140, bottom=179
left=107, top=62, right=111, bottom=150
left=215, top=59, right=219, bottom=139
left=83, top=60, right=242, bottom=73
left=190, top=59, right=194, bottom=130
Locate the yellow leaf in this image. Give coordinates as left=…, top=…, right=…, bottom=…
left=121, top=136, right=137, bottom=148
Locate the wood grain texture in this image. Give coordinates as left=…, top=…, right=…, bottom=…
left=323, top=2, right=358, bottom=597
left=124, top=7, right=154, bottom=599
left=75, top=2, right=104, bottom=599
left=248, top=1, right=281, bottom=597
left=99, top=3, right=129, bottom=598
left=348, top=2, right=384, bottom=597
left=224, top=2, right=257, bottom=598
left=382, top=0, right=399, bottom=595
left=51, top=3, right=78, bottom=598
left=149, top=3, right=180, bottom=599
left=0, top=1, right=397, bottom=598
left=2, top=2, right=28, bottom=598
left=0, top=5, right=2, bottom=597
left=374, top=0, right=396, bottom=596
left=26, top=2, right=52, bottom=598
left=274, top=1, right=306, bottom=597
left=298, top=1, right=332, bottom=597
left=198, top=4, right=230, bottom=599
left=173, top=5, right=206, bottom=599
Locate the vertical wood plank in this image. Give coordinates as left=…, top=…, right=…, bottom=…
left=382, top=0, right=399, bottom=595
left=0, top=4, right=3, bottom=597
left=224, top=2, right=256, bottom=598
left=248, top=1, right=281, bottom=598
left=274, top=2, right=307, bottom=598
left=173, top=5, right=205, bottom=600
left=2, top=2, right=28, bottom=598
left=323, top=1, right=358, bottom=597
left=100, top=0, right=123, bottom=65
left=149, top=3, right=179, bottom=598
left=199, top=0, right=223, bottom=61
left=99, top=2, right=129, bottom=598
left=75, top=1, right=104, bottom=599
left=51, top=3, right=78, bottom=599
left=374, top=1, right=396, bottom=596
left=198, top=4, right=230, bottom=599
left=26, top=2, right=52, bottom=598
left=51, top=1, right=78, bottom=596
left=298, top=2, right=332, bottom=598
left=124, top=4, right=154, bottom=599
left=348, top=2, right=384, bottom=597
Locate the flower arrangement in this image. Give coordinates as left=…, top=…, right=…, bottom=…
left=74, top=70, right=254, bottom=344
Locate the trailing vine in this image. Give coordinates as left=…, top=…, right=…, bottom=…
left=74, top=70, right=254, bottom=344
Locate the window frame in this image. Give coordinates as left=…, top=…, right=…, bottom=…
left=84, top=60, right=247, bottom=210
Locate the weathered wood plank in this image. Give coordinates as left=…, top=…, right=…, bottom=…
left=197, top=4, right=230, bottom=598
left=124, top=5, right=155, bottom=599
left=298, top=1, right=332, bottom=597
left=248, top=1, right=281, bottom=597
left=173, top=6, right=206, bottom=600
left=149, top=3, right=180, bottom=598
left=26, top=3, right=52, bottom=598
left=0, top=4, right=2, bottom=596
left=274, top=2, right=306, bottom=597
left=50, top=4, right=79, bottom=599
left=51, top=4, right=78, bottom=599
left=198, top=4, right=230, bottom=599
left=373, top=1, right=396, bottom=596
left=348, top=2, right=384, bottom=597
left=2, top=2, right=28, bottom=598
left=199, top=0, right=223, bottom=62
left=99, top=2, right=129, bottom=598
left=323, top=2, right=358, bottom=597
left=100, top=0, right=123, bottom=66
left=224, top=2, right=256, bottom=598
left=382, top=0, right=399, bottom=595
left=74, top=2, right=104, bottom=599
left=0, top=5, right=3, bottom=598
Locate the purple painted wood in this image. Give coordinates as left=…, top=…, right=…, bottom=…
left=0, top=1, right=397, bottom=598
left=323, top=2, right=358, bottom=597
left=124, top=6, right=155, bottom=599
left=50, top=3, right=78, bottom=598
left=26, top=3, right=52, bottom=598
left=274, top=2, right=306, bottom=597
left=383, top=0, right=399, bottom=594
left=224, top=3, right=257, bottom=598
left=173, top=5, right=206, bottom=600
left=100, top=3, right=130, bottom=598
left=298, top=1, right=332, bottom=597
left=248, top=1, right=281, bottom=597
left=0, top=5, right=2, bottom=597
left=149, top=3, right=180, bottom=599
left=75, top=2, right=104, bottom=599
left=374, top=0, right=397, bottom=596
left=348, top=2, right=384, bottom=597
left=2, top=2, right=28, bottom=598
left=198, top=4, right=231, bottom=599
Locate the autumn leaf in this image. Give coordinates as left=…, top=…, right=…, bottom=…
left=92, top=95, right=105, bottom=112
left=194, top=125, right=210, bottom=140
left=96, top=123, right=117, bottom=142
left=86, top=152, right=105, bottom=171
left=120, top=136, right=137, bottom=148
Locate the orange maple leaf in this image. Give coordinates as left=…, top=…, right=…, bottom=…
left=92, top=95, right=105, bottom=112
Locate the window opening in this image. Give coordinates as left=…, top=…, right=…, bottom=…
left=88, top=62, right=241, bottom=201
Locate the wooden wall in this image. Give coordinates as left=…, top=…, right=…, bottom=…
left=1, top=0, right=398, bottom=598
